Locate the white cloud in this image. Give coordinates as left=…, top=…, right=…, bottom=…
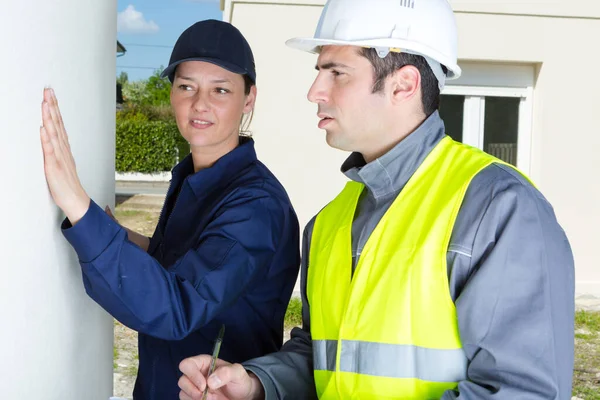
left=117, top=5, right=159, bottom=34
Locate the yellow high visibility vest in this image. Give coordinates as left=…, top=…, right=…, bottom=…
left=308, top=137, right=520, bottom=399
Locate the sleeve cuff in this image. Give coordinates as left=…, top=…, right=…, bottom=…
left=243, top=364, right=278, bottom=400
left=61, top=200, right=122, bottom=263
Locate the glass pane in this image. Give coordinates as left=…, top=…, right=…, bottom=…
left=439, top=95, right=464, bottom=142
left=484, top=97, right=520, bottom=166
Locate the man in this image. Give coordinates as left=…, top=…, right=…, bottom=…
left=178, top=0, right=575, bottom=399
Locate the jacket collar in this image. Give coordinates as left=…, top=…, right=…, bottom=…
left=171, top=136, right=257, bottom=198
left=341, top=111, right=446, bottom=200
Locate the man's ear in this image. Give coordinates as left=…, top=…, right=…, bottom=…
left=388, top=65, right=420, bottom=105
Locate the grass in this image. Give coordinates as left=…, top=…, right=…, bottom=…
left=573, top=310, right=600, bottom=398
left=575, top=387, right=600, bottom=400
left=576, top=311, right=600, bottom=334
left=577, top=333, right=595, bottom=340
left=113, top=346, right=119, bottom=369
left=114, top=210, right=146, bottom=217
left=125, top=364, right=138, bottom=378
left=284, top=297, right=303, bottom=329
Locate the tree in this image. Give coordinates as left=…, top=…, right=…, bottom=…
left=144, top=68, right=171, bottom=106
left=117, top=71, right=129, bottom=86
left=122, top=80, right=149, bottom=105
left=117, top=68, right=171, bottom=108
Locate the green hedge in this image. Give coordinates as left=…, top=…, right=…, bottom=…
left=116, top=119, right=181, bottom=173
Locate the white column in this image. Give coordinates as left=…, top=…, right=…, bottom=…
left=0, top=0, right=116, bottom=398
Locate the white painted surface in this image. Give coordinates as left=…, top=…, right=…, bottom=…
left=0, top=0, right=116, bottom=398
left=224, top=0, right=600, bottom=19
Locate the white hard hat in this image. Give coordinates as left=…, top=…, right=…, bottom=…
left=286, top=0, right=461, bottom=89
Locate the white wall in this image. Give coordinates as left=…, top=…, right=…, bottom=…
left=224, top=0, right=600, bottom=19
left=0, top=0, right=116, bottom=398
left=224, top=1, right=600, bottom=296
left=454, top=12, right=600, bottom=296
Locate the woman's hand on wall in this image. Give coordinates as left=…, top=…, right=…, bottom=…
left=40, top=87, right=90, bottom=225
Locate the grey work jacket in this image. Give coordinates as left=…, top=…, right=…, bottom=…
left=244, top=111, right=575, bottom=399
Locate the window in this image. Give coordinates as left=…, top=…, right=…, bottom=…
left=439, top=95, right=464, bottom=143
left=438, top=63, right=535, bottom=174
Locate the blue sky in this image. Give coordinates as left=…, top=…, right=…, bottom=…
left=116, top=0, right=222, bottom=82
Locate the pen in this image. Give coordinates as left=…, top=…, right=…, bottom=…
left=202, top=324, right=225, bottom=400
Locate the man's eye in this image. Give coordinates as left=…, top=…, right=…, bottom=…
left=215, top=88, right=230, bottom=94
left=331, top=70, right=343, bottom=77
left=178, top=84, right=192, bottom=91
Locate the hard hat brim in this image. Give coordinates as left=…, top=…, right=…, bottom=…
left=286, top=37, right=461, bottom=80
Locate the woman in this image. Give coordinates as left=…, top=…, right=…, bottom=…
left=39, top=20, right=300, bottom=399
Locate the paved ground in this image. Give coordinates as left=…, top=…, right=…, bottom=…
left=576, top=295, right=600, bottom=312
left=116, top=181, right=169, bottom=196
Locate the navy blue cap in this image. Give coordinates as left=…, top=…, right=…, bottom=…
left=160, top=19, right=256, bottom=83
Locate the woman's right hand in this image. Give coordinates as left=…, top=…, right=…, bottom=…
left=178, top=355, right=265, bottom=400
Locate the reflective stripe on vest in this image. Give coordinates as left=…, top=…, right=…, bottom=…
left=308, top=137, right=526, bottom=399
left=313, top=339, right=467, bottom=382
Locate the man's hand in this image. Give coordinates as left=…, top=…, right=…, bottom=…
left=178, top=355, right=265, bottom=400
left=40, top=88, right=90, bottom=224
